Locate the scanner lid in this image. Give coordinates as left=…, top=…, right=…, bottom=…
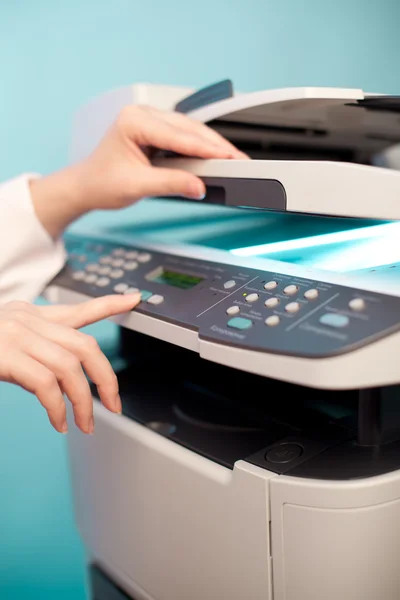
left=154, top=81, right=400, bottom=220
left=178, top=82, right=400, bottom=162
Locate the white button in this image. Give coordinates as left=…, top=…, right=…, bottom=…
left=349, top=298, right=365, bottom=311
left=124, top=287, right=140, bottom=294
left=137, top=252, right=152, bottom=263
left=285, top=301, right=300, bottom=313
left=224, top=280, right=236, bottom=290
left=226, top=305, right=240, bottom=315
left=110, top=269, right=124, bottom=279
left=112, top=248, right=125, bottom=257
left=98, top=266, right=111, bottom=275
left=304, top=288, right=319, bottom=300
left=124, top=261, right=138, bottom=271
left=264, top=280, right=278, bottom=291
left=99, top=256, right=112, bottom=265
left=245, top=293, right=259, bottom=303
left=265, top=315, right=280, bottom=326
left=72, top=270, right=85, bottom=281
left=265, top=297, right=280, bottom=308
left=114, top=283, right=129, bottom=293
left=111, top=259, right=124, bottom=268
left=147, top=294, right=164, bottom=305
left=78, top=255, right=87, bottom=263
left=84, top=274, right=97, bottom=284
left=125, top=251, right=138, bottom=260
left=96, top=277, right=110, bottom=287
left=86, top=263, right=99, bottom=272
left=283, top=284, right=298, bottom=296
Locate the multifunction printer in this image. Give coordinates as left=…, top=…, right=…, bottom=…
left=45, top=81, right=400, bottom=600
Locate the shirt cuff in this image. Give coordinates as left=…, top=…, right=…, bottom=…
left=0, top=174, right=67, bottom=303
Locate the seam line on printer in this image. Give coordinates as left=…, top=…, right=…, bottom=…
left=285, top=293, right=340, bottom=332
left=197, top=276, right=259, bottom=317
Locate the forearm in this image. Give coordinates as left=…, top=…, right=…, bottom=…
left=29, top=164, right=88, bottom=239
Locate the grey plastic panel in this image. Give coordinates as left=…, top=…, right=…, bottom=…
left=49, top=234, right=400, bottom=359
left=201, top=177, right=287, bottom=210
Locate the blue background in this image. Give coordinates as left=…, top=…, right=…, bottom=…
left=0, top=1, right=400, bottom=598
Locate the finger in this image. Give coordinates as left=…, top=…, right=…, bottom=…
left=153, top=108, right=249, bottom=159
left=130, top=165, right=207, bottom=200
left=14, top=312, right=120, bottom=414
left=19, top=327, right=94, bottom=434
left=36, top=293, right=141, bottom=329
left=122, top=136, right=151, bottom=165
left=118, top=107, right=237, bottom=160
left=7, top=352, right=67, bottom=433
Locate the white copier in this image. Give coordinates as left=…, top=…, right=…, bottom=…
left=45, top=81, right=400, bottom=600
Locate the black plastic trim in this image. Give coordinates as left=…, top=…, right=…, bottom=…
left=201, top=176, right=287, bottom=210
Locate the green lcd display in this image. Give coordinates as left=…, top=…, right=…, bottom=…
left=149, top=267, right=203, bottom=290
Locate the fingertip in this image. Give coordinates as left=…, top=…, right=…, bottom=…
left=123, top=292, right=142, bottom=305
left=186, top=178, right=206, bottom=200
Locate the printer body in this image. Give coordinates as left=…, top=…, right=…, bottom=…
left=46, top=82, right=400, bottom=600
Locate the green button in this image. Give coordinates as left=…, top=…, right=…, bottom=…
left=140, top=290, right=153, bottom=302
left=227, top=317, right=253, bottom=330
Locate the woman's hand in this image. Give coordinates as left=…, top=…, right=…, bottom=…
left=0, top=293, right=141, bottom=434
left=30, top=105, right=247, bottom=238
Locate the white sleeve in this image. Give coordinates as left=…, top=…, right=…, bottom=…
left=0, top=174, right=67, bottom=303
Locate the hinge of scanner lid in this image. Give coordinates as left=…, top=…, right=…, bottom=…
left=175, top=79, right=234, bottom=114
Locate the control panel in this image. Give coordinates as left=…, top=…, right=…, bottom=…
left=49, top=234, right=400, bottom=358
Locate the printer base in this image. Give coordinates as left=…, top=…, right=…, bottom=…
left=64, top=332, right=400, bottom=600
left=69, top=396, right=400, bottom=600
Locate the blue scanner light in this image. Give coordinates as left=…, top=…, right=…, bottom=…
left=230, top=222, right=400, bottom=272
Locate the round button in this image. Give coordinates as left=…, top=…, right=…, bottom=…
left=112, top=248, right=125, bottom=257
left=266, top=443, right=303, bottom=464
left=84, top=274, right=97, bottom=284
left=226, top=305, right=240, bottom=316
left=98, top=266, right=111, bottom=276
left=147, top=294, right=164, bottom=305
left=72, top=270, right=85, bottom=281
left=86, top=263, right=99, bottom=272
left=283, top=284, right=299, bottom=296
left=124, top=287, right=140, bottom=294
left=137, top=252, right=152, bottom=263
left=285, top=301, right=300, bottom=313
left=96, top=277, right=110, bottom=287
left=245, top=293, right=259, bottom=303
left=224, top=280, right=236, bottom=290
left=124, top=261, right=138, bottom=271
left=265, top=315, right=280, bottom=327
left=264, top=281, right=278, bottom=291
left=110, top=269, right=125, bottom=279
left=304, top=288, right=319, bottom=300
left=265, top=297, right=279, bottom=308
left=78, top=255, right=87, bottom=263
left=114, top=283, right=129, bottom=293
left=99, top=256, right=112, bottom=265
left=349, top=298, right=365, bottom=311
left=125, top=251, right=138, bottom=260
left=111, top=259, right=124, bottom=268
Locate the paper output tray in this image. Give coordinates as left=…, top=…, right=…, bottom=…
left=154, top=83, right=400, bottom=220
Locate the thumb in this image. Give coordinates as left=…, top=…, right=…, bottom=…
left=37, top=293, right=141, bottom=329
left=136, top=167, right=206, bottom=200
